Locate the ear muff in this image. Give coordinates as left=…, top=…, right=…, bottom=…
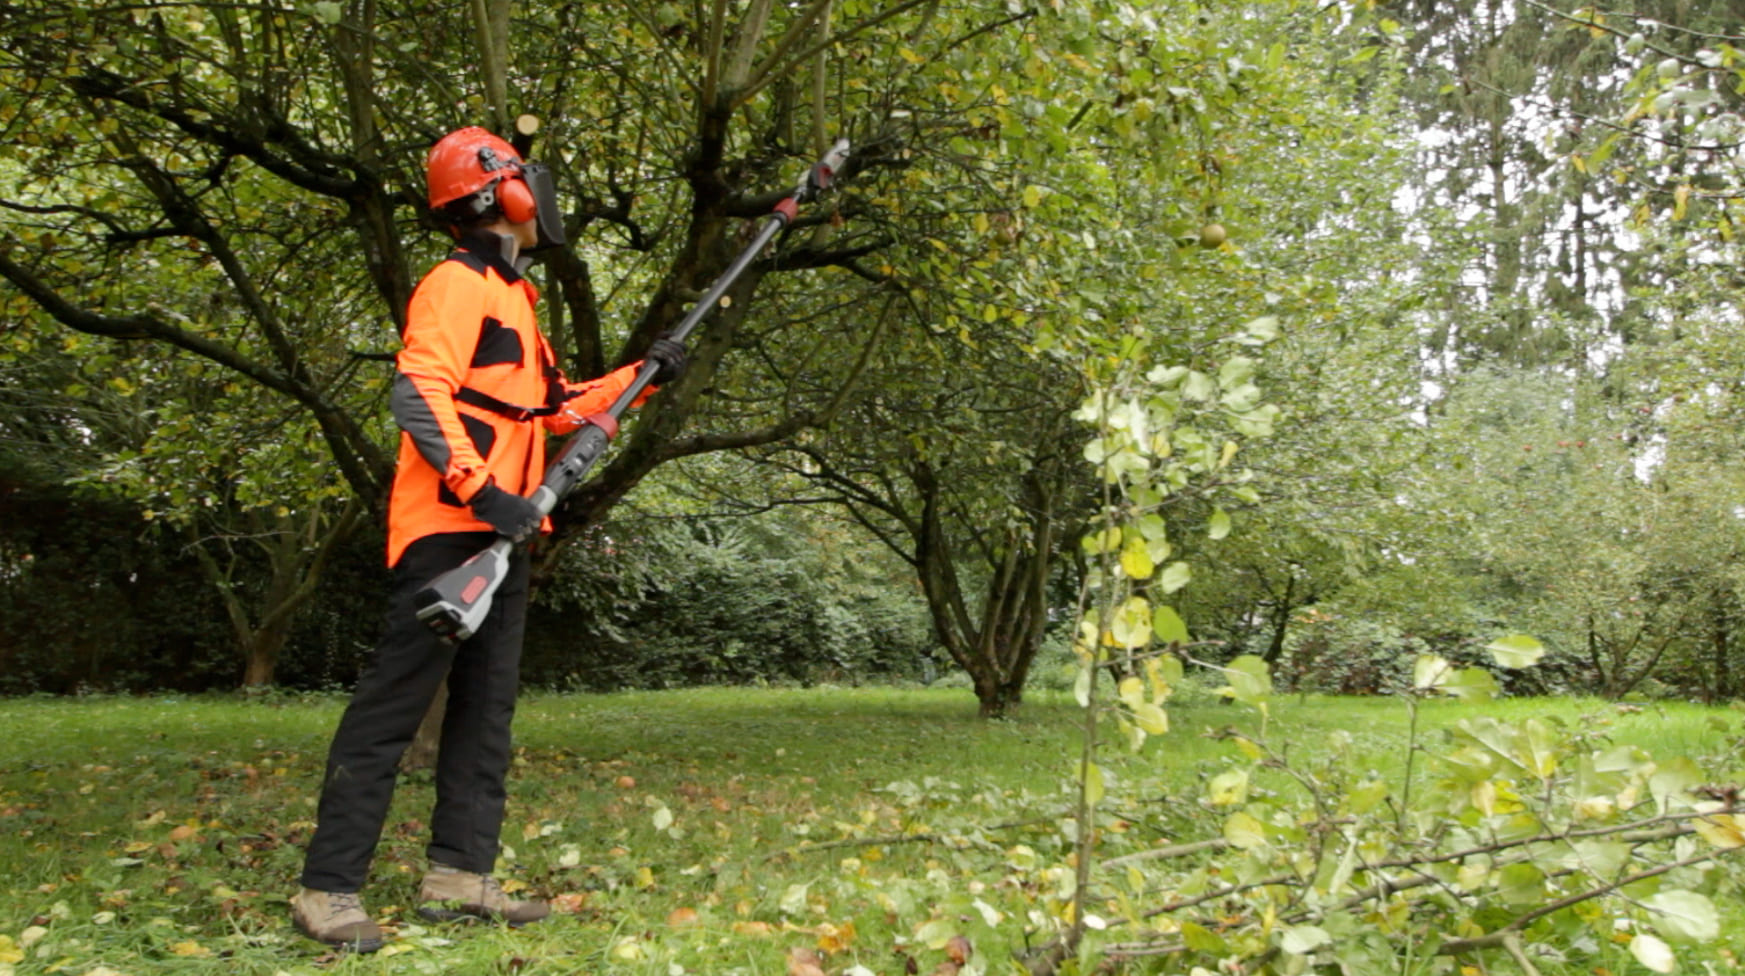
left=498, top=176, right=538, bottom=224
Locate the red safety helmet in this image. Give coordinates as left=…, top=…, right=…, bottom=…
left=426, top=127, right=538, bottom=224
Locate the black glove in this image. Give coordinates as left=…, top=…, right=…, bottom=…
left=468, top=480, right=543, bottom=542
left=646, top=333, right=687, bottom=386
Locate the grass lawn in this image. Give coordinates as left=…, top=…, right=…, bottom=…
left=0, top=686, right=1740, bottom=975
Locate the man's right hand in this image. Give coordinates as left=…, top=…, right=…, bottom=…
left=467, top=480, right=544, bottom=542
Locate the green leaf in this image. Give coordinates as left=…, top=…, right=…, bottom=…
left=1152, top=605, right=1190, bottom=645
left=1242, top=316, right=1280, bottom=343
left=1182, top=371, right=1216, bottom=402
left=1649, top=758, right=1704, bottom=810
left=1157, top=561, right=1192, bottom=594
left=1497, top=862, right=1545, bottom=906
left=1080, top=760, right=1105, bottom=806
left=1486, top=634, right=1545, bottom=669
left=1347, top=779, right=1389, bottom=815
left=1279, top=924, right=1331, bottom=955
left=1180, top=921, right=1228, bottom=954
left=1207, top=507, right=1231, bottom=540
left=1218, top=655, right=1271, bottom=705
left=1643, top=890, right=1719, bottom=942
left=1414, top=654, right=1453, bottom=690
left=1218, top=356, right=1256, bottom=387
left=1442, top=667, right=1500, bottom=703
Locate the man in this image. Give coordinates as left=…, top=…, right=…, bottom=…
left=291, top=126, right=684, bottom=951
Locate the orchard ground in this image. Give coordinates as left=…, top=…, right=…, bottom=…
left=0, top=686, right=1740, bottom=975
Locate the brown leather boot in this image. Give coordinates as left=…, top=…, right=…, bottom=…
left=417, top=863, right=550, bottom=927
left=290, top=887, right=384, bottom=952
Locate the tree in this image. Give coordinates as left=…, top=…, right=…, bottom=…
left=0, top=0, right=1046, bottom=684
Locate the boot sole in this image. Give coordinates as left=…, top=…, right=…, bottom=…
left=294, top=925, right=384, bottom=954
left=417, top=905, right=546, bottom=928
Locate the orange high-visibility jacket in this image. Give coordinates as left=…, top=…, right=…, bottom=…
left=385, top=233, right=648, bottom=566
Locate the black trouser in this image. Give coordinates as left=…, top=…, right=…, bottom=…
left=300, top=532, right=530, bottom=893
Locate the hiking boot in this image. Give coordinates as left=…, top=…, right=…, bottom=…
left=290, top=887, right=384, bottom=952
left=417, top=863, right=550, bottom=926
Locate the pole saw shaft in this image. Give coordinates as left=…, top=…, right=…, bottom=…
left=415, top=138, right=852, bottom=642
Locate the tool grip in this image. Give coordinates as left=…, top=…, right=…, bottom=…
left=413, top=539, right=513, bottom=643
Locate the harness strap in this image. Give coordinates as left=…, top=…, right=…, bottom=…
left=454, top=386, right=558, bottom=421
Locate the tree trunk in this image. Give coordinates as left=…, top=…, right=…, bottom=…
left=1711, top=590, right=1734, bottom=704
left=242, top=627, right=291, bottom=688
left=192, top=498, right=361, bottom=688
left=405, top=680, right=447, bottom=770
left=911, top=458, right=1060, bottom=717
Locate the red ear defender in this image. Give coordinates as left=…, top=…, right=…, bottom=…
left=498, top=177, right=537, bottom=224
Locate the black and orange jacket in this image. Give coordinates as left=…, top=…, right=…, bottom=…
left=386, top=232, right=648, bottom=566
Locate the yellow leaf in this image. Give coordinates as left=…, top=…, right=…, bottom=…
left=1132, top=702, right=1169, bottom=735
left=1674, top=184, right=1691, bottom=220
left=1022, top=185, right=1044, bottom=208
left=1207, top=769, right=1249, bottom=806
left=1471, top=779, right=1498, bottom=816
left=168, top=941, right=211, bottom=958
left=1120, top=537, right=1155, bottom=579
left=1223, top=811, right=1266, bottom=849
left=1693, top=813, right=1745, bottom=849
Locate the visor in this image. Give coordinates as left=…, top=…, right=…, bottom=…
left=520, top=163, right=566, bottom=251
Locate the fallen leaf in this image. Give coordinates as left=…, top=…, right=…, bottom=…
left=946, top=935, right=973, bottom=964
left=168, top=941, right=211, bottom=958
left=732, top=921, right=773, bottom=936
left=667, top=906, right=700, bottom=927
left=816, top=920, right=856, bottom=953
left=786, top=946, right=827, bottom=976
left=549, top=892, right=590, bottom=915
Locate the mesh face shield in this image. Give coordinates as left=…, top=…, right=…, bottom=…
left=520, top=163, right=566, bottom=250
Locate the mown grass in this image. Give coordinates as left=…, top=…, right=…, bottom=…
left=0, top=686, right=1741, bottom=975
